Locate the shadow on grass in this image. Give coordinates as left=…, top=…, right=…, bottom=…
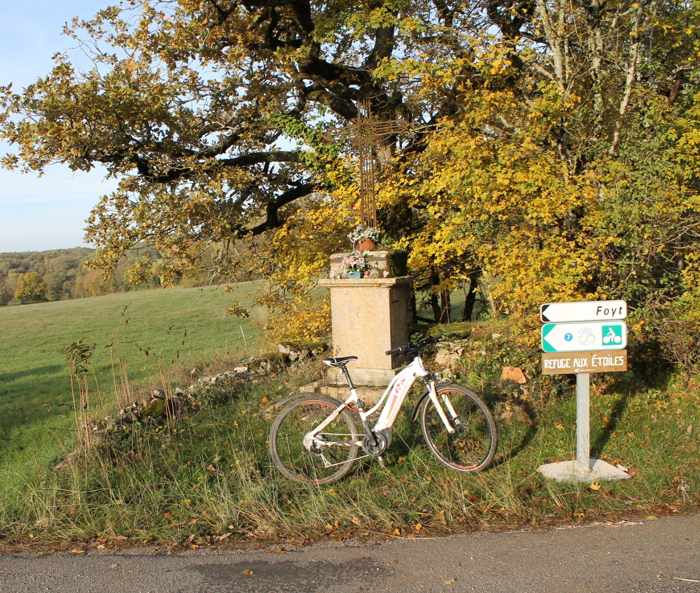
left=487, top=391, right=539, bottom=470
left=590, top=357, right=674, bottom=460
left=591, top=389, right=632, bottom=460
left=0, top=364, right=64, bottom=384
left=0, top=365, right=71, bottom=447
left=384, top=389, right=538, bottom=472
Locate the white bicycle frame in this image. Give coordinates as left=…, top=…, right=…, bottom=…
left=303, top=356, right=456, bottom=452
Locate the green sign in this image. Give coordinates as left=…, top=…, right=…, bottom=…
left=541, top=321, right=627, bottom=353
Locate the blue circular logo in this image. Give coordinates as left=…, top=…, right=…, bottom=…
left=564, top=332, right=573, bottom=342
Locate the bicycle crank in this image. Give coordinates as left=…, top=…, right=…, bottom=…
left=362, top=430, right=391, bottom=456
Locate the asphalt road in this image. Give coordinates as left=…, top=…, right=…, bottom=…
left=1, top=514, right=698, bottom=593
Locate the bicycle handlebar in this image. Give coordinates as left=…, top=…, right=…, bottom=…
left=385, top=344, right=418, bottom=356
left=386, top=336, right=439, bottom=357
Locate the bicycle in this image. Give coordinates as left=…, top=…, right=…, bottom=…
left=268, top=344, right=498, bottom=485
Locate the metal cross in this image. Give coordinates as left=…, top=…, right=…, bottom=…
left=346, top=99, right=407, bottom=228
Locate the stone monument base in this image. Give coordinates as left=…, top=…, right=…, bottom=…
left=300, top=381, right=385, bottom=403
left=318, top=276, right=412, bottom=393
left=329, top=250, right=407, bottom=280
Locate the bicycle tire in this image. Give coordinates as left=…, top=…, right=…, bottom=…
left=420, top=383, right=497, bottom=473
left=269, top=394, right=360, bottom=485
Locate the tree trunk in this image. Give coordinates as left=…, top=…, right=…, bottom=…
left=440, top=288, right=451, bottom=323
left=430, top=267, right=441, bottom=322
left=463, top=268, right=482, bottom=321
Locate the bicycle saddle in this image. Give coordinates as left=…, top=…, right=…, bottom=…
left=322, top=355, right=358, bottom=368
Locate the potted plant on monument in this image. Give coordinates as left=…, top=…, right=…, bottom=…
left=348, top=224, right=380, bottom=252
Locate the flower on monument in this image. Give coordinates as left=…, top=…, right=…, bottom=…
left=341, top=251, right=369, bottom=277
left=347, top=224, right=380, bottom=247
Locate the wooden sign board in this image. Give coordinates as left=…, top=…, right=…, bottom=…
left=541, top=350, right=628, bottom=375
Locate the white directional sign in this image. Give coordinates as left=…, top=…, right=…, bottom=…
left=540, top=300, right=627, bottom=323
left=541, top=321, right=627, bottom=353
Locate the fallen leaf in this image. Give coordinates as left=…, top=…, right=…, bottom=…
left=589, top=482, right=601, bottom=491
left=554, top=421, right=565, bottom=431
left=414, top=523, right=423, bottom=533
left=350, top=516, right=361, bottom=526
left=242, top=568, right=254, bottom=577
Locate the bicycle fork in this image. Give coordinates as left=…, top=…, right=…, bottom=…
left=427, top=382, right=457, bottom=434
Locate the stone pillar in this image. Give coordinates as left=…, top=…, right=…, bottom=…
left=318, top=276, right=412, bottom=387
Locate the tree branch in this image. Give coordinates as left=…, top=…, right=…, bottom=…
left=609, top=3, right=645, bottom=156
left=131, top=150, right=301, bottom=183
left=248, top=182, right=315, bottom=234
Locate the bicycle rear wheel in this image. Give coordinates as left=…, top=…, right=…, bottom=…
left=269, top=395, right=360, bottom=485
left=420, top=384, right=497, bottom=472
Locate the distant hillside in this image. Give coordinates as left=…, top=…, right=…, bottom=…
left=0, top=246, right=165, bottom=305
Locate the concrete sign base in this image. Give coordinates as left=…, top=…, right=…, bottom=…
left=538, top=459, right=631, bottom=483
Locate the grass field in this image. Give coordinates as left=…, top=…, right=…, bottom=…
left=0, top=288, right=698, bottom=547
left=1, top=354, right=697, bottom=547
left=0, top=284, right=266, bottom=505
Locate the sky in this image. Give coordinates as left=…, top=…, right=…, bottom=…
left=0, top=1, right=117, bottom=252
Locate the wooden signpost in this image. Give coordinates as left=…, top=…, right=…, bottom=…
left=537, top=300, right=631, bottom=483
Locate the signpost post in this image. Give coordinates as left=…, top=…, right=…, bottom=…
left=537, top=300, right=631, bottom=483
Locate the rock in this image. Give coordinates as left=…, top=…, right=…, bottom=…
left=500, top=366, right=527, bottom=384
left=233, top=365, right=249, bottom=375
left=277, top=343, right=311, bottom=363
left=433, top=343, right=464, bottom=371
left=143, top=398, right=165, bottom=418
left=151, top=388, right=165, bottom=400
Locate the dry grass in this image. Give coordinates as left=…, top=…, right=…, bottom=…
left=1, top=359, right=697, bottom=547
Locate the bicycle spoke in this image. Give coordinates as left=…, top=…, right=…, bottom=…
left=270, top=397, right=359, bottom=484
left=422, top=385, right=496, bottom=472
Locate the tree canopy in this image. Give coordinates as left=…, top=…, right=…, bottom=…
left=1, top=0, right=698, bottom=345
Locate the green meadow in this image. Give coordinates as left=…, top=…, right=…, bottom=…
left=0, top=286, right=697, bottom=546
left=0, top=284, right=266, bottom=503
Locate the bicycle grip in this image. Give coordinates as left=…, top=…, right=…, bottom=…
left=386, top=345, right=409, bottom=356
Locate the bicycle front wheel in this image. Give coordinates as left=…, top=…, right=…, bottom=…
left=269, top=395, right=360, bottom=485
left=420, top=384, right=497, bottom=473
